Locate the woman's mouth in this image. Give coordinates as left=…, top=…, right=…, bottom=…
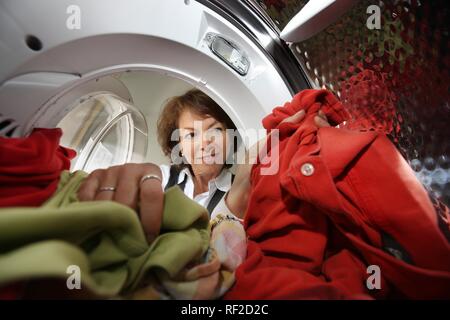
left=196, top=152, right=220, bottom=163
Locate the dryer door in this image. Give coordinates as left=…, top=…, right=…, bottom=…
left=0, top=0, right=302, bottom=173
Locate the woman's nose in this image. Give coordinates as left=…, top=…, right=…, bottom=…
left=200, top=133, right=213, bottom=150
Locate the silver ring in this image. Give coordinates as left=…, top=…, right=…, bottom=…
left=140, top=174, right=162, bottom=185
left=98, top=186, right=117, bottom=192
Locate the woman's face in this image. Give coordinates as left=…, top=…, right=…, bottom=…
left=178, top=109, right=229, bottom=176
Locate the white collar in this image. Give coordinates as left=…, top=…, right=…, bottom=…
left=178, top=167, right=233, bottom=192
left=214, top=167, right=233, bottom=192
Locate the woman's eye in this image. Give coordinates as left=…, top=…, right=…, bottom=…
left=184, top=132, right=195, bottom=139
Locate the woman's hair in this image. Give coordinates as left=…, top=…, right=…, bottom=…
left=157, top=89, right=236, bottom=168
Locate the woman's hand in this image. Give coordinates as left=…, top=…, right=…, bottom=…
left=226, top=110, right=331, bottom=218
left=77, top=163, right=163, bottom=243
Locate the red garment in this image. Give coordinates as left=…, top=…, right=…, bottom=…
left=0, top=283, right=24, bottom=300
left=225, top=89, right=450, bottom=299
left=0, top=128, right=75, bottom=299
left=0, top=128, right=76, bottom=207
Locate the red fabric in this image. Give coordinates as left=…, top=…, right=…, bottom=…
left=0, top=127, right=76, bottom=207
left=225, top=89, right=450, bottom=299
left=0, top=128, right=75, bottom=299
left=0, top=283, right=25, bottom=300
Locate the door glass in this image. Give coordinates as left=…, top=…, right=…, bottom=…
left=83, top=112, right=147, bottom=172
left=57, top=92, right=148, bottom=172
left=260, top=1, right=450, bottom=210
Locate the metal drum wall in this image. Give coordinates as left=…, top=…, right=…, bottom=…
left=258, top=0, right=450, bottom=218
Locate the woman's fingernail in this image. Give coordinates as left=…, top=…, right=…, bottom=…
left=146, top=233, right=156, bottom=244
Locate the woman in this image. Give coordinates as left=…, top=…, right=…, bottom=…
left=77, top=89, right=329, bottom=242
left=156, top=89, right=237, bottom=214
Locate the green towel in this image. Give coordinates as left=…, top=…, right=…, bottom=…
left=0, top=170, right=210, bottom=298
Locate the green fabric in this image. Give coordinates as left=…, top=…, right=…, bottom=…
left=0, top=170, right=210, bottom=297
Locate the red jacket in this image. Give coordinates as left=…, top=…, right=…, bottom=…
left=0, top=128, right=75, bottom=207
left=225, top=89, right=450, bottom=299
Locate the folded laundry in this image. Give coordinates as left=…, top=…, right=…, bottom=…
left=225, top=89, right=450, bottom=299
